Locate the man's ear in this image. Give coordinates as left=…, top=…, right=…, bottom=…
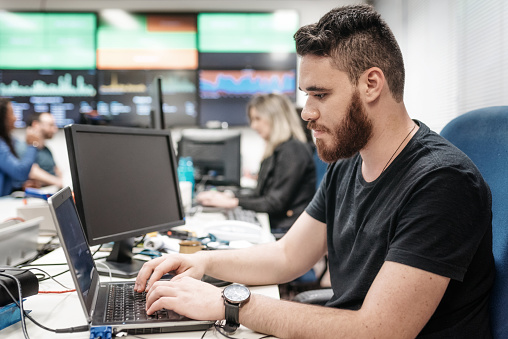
left=360, top=67, right=385, bottom=103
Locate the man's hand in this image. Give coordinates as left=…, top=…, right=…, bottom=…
left=25, top=126, right=43, bottom=148
left=134, top=253, right=206, bottom=293
left=145, top=276, right=224, bottom=320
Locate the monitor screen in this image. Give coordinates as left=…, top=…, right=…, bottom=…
left=197, top=12, right=298, bottom=54
left=65, top=124, right=184, bottom=244
left=178, top=129, right=241, bottom=187
left=65, top=124, right=184, bottom=277
left=96, top=69, right=198, bottom=127
left=199, top=69, right=296, bottom=126
left=0, top=12, right=96, bottom=70
left=97, top=13, right=197, bottom=70
left=0, top=69, right=96, bottom=128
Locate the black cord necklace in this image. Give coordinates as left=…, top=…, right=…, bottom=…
left=381, top=123, right=417, bottom=173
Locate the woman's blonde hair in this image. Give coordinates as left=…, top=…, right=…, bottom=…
left=247, top=93, right=307, bottom=159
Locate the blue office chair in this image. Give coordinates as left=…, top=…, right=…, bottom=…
left=440, top=106, right=508, bottom=339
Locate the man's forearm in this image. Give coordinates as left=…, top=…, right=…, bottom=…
left=199, top=241, right=304, bottom=285
left=200, top=213, right=328, bottom=285
left=240, top=294, right=363, bottom=339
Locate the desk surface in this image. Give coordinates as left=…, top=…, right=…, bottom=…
left=0, top=198, right=278, bottom=338
left=1, top=247, right=280, bottom=339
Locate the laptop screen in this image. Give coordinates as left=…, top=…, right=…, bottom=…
left=51, top=189, right=98, bottom=316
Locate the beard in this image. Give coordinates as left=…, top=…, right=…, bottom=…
left=308, top=90, right=373, bottom=163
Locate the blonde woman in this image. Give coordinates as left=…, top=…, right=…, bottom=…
left=197, top=93, right=316, bottom=233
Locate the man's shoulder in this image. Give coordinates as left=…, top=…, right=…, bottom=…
left=410, top=121, right=476, bottom=169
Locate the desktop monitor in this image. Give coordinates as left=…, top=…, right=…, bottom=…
left=178, top=129, right=241, bottom=187
left=64, top=124, right=185, bottom=278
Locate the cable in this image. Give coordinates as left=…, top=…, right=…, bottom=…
left=91, top=244, right=104, bottom=257
left=96, top=261, right=113, bottom=281
left=0, top=272, right=30, bottom=339
left=38, top=289, right=76, bottom=294
left=0, top=279, right=88, bottom=334
left=212, top=321, right=277, bottom=339
left=24, top=267, right=73, bottom=290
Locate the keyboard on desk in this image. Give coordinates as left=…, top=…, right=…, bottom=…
left=105, top=283, right=185, bottom=323
left=224, top=207, right=261, bottom=226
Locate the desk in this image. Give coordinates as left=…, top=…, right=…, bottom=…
left=0, top=200, right=278, bottom=338
left=1, top=248, right=280, bottom=339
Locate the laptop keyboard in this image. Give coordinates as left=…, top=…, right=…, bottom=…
left=105, top=283, right=184, bottom=323
left=224, top=207, right=261, bottom=226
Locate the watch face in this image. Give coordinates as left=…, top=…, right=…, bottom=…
left=223, top=284, right=250, bottom=303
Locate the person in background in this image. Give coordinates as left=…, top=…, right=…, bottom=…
left=135, top=5, right=494, bottom=338
left=0, top=98, right=43, bottom=196
left=16, top=112, right=63, bottom=189
left=197, top=93, right=316, bottom=234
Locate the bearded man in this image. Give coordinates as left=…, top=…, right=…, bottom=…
left=134, top=5, right=494, bottom=338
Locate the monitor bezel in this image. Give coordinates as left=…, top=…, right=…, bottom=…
left=65, top=123, right=185, bottom=246
left=178, top=128, right=242, bottom=187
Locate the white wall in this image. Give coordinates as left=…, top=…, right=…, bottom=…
left=376, top=0, right=508, bottom=133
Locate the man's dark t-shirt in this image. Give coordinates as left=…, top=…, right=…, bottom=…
left=306, top=121, right=494, bottom=338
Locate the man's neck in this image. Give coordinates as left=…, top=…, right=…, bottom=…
left=360, top=110, right=417, bottom=182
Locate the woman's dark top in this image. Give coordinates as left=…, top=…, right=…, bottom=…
left=238, top=138, right=316, bottom=231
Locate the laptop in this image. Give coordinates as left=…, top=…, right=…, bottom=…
left=48, top=187, right=213, bottom=335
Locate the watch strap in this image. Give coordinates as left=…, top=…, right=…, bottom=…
left=224, top=300, right=240, bottom=333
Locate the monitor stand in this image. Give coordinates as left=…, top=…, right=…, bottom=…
left=96, top=238, right=145, bottom=278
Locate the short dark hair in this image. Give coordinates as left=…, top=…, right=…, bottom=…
left=294, top=4, right=405, bottom=102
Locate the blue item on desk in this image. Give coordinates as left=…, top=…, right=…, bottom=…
left=24, top=187, right=52, bottom=200
left=0, top=302, right=31, bottom=331
left=90, top=326, right=112, bottom=339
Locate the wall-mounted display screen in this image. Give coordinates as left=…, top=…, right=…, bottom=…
left=97, top=13, right=198, bottom=70
left=198, top=12, right=298, bottom=53
left=0, top=69, right=96, bottom=127
left=0, top=12, right=96, bottom=69
left=97, top=70, right=197, bottom=127
left=199, top=69, right=296, bottom=126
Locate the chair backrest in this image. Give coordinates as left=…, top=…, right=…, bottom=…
left=440, top=106, right=508, bottom=339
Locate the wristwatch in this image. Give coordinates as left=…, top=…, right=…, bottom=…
left=222, top=284, right=251, bottom=333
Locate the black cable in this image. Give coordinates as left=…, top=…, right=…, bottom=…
left=212, top=321, right=277, bottom=339
left=200, top=325, right=212, bottom=339
left=0, top=279, right=89, bottom=334
left=38, top=268, right=69, bottom=282
left=24, top=267, right=73, bottom=290
left=214, top=322, right=241, bottom=339
left=0, top=272, right=30, bottom=339
left=91, top=243, right=103, bottom=257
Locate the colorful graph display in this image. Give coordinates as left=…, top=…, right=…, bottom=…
left=0, top=12, right=96, bottom=69
left=199, top=70, right=296, bottom=98
left=97, top=14, right=198, bottom=70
